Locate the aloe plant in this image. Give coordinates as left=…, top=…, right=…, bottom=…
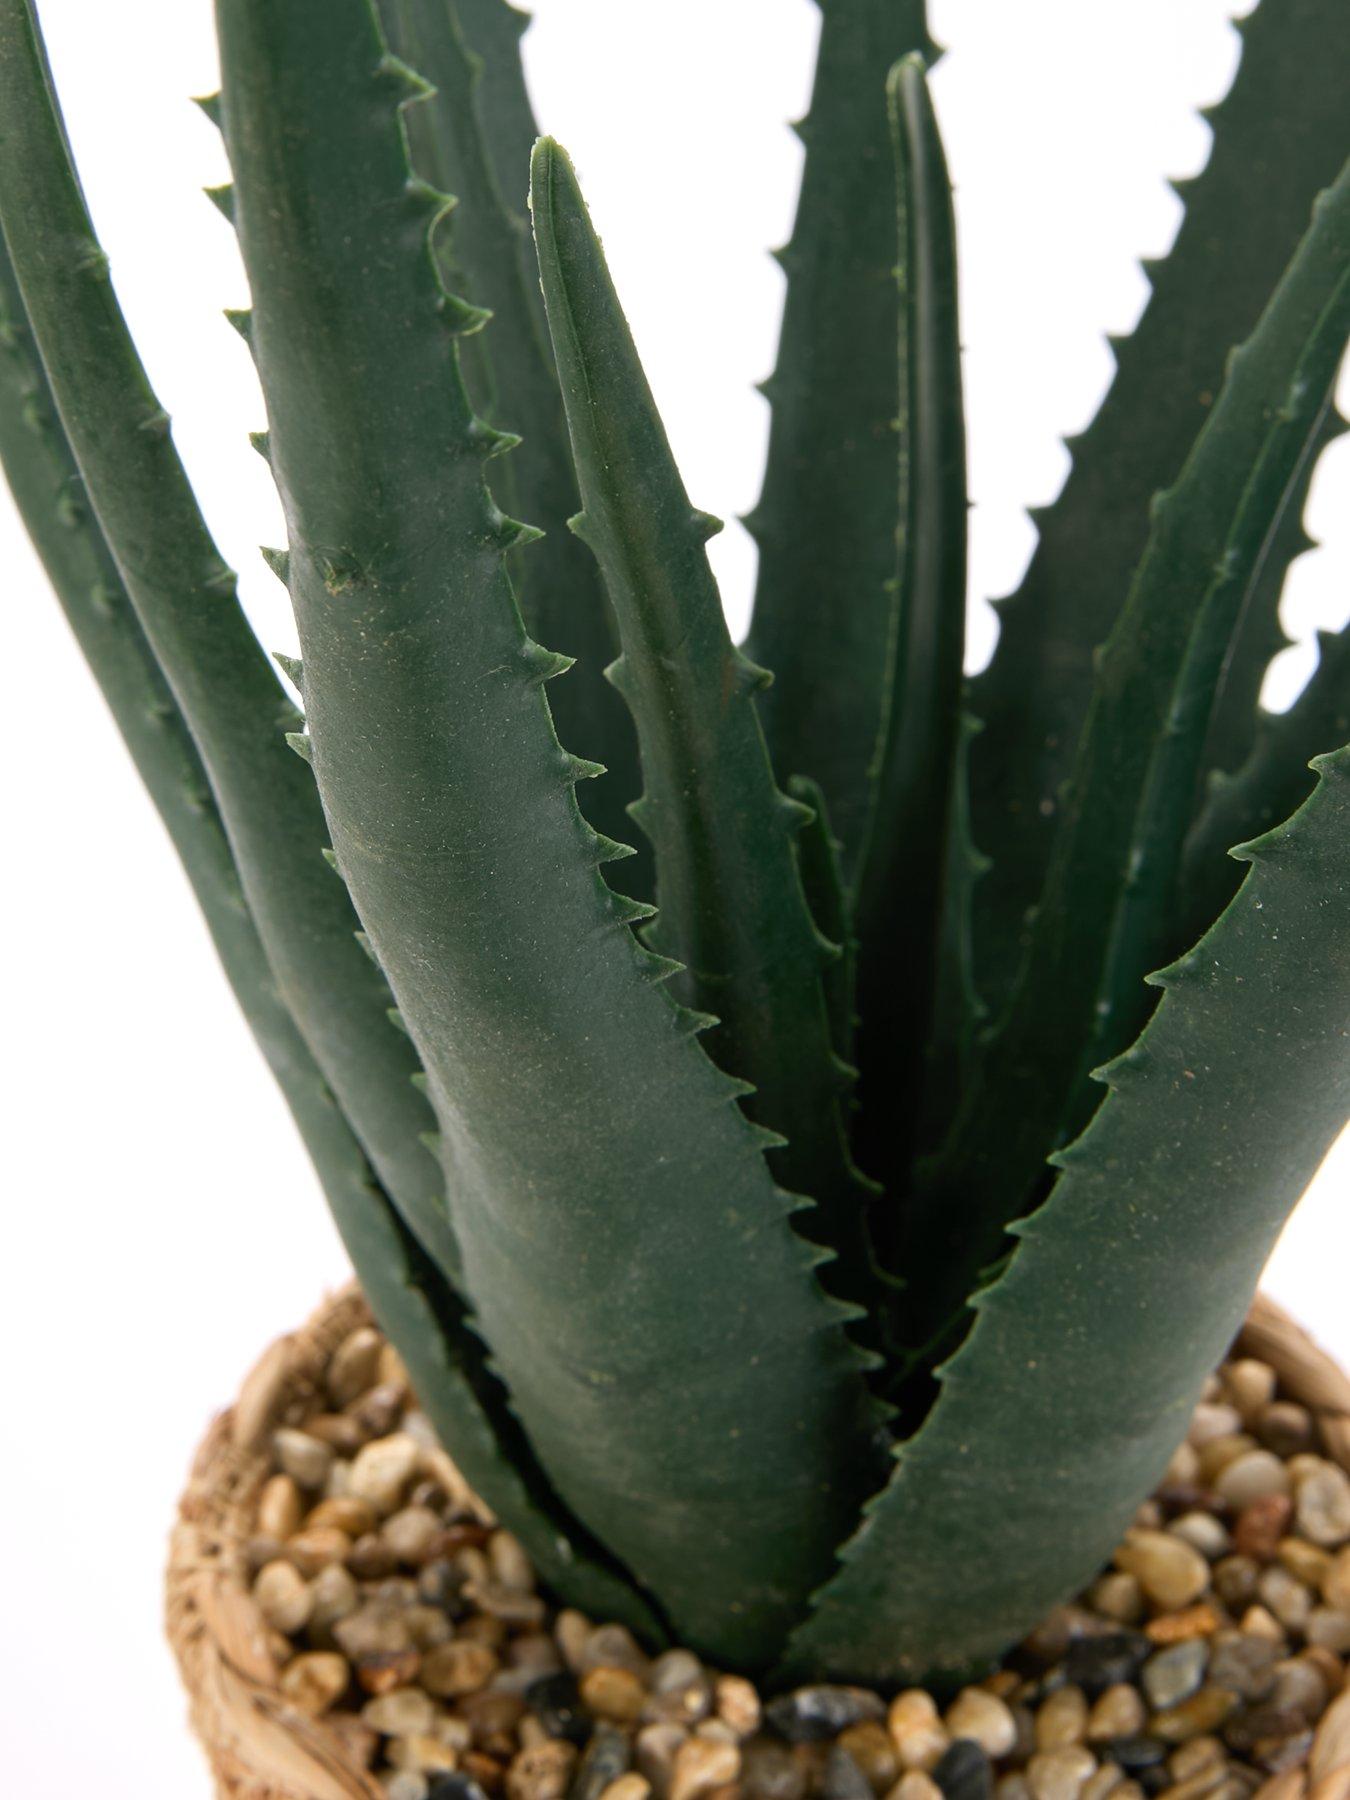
left=2, top=0, right=1347, bottom=1687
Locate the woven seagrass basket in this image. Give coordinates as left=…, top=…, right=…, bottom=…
left=165, top=1288, right=1350, bottom=1800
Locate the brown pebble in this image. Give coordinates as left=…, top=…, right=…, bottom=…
left=1117, top=1531, right=1210, bottom=1609
left=602, top=1780, right=654, bottom=1800
left=1237, top=1499, right=1297, bottom=1563
left=285, top=1525, right=353, bottom=1577
left=357, top=1647, right=421, bottom=1695
left=1225, top=1362, right=1279, bottom=1420
left=273, top=1427, right=335, bottom=1490
left=1087, top=1686, right=1147, bottom=1741
left=1037, top=1687, right=1089, bottom=1750
left=347, top=1532, right=398, bottom=1580
left=1027, top=1748, right=1097, bottom=1800
left=1155, top=1768, right=1229, bottom=1800
left=349, top=1433, right=420, bottom=1514
left=421, top=1639, right=500, bottom=1698
left=637, top=1724, right=691, bottom=1795
left=1199, top=1436, right=1262, bottom=1485
left=253, top=1559, right=313, bottom=1634
left=715, top=1677, right=762, bottom=1741
left=1152, top=1688, right=1238, bottom=1743
left=1215, top=1558, right=1263, bottom=1610
left=1258, top=1408, right=1316, bottom=1460
left=279, top=1649, right=350, bottom=1716
left=890, top=1777, right=943, bottom=1800
left=465, top=1751, right=508, bottom=1794
left=668, top=1739, right=741, bottom=1800
left=328, top=1325, right=384, bottom=1405
left=1298, top=1466, right=1350, bottom=1550
left=1091, top=1573, right=1147, bottom=1625
left=487, top=1530, right=535, bottom=1593
left=309, top=1561, right=360, bottom=1632
left=468, top=1581, right=548, bottom=1627
left=1312, top=1688, right=1350, bottom=1781
left=839, top=1722, right=900, bottom=1791
left=388, top=1734, right=460, bottom=1774
left=382, top=1505, right=443, bottom=1566
left=1219, top=1455, right=1293, bottom=1511
left=258, top=1473, right=305, bottom=1540
left=348, top=1382, right=407, bottom=1439
left=1250, top=1775, right=1306, bottom=1800
left=306, top=1495, right=378, bottom=1538
left=1081, top=1769, right=1123, bottom=1800
left=1149, top=1607, right=1223, bottom=1645
left=363, top=1685, right=436, bottom=1736
left=1240, top=1607, right=1288, bottom=1644
left=1308, top=1611, right=1350, bottom=1654
left=888, top=1692, right=949, bottom=1772
left=946, top=1688, right=1017, bottom=1758
left=1280, top=1541, right=1334, bottom=1591
left=305, top=1413, right=368, bottom=1456
left=507, top=1740, right=579, bottom=1800
left=583, top=1666, right=650, bottom=1724
left=1169, top=1739, right=1226, bottom=1781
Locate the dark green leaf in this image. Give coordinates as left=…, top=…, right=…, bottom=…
left=905, top=159, right=1350, bottom=1351
left=217, top=0, right=881, bottom=1669
left=851, top=55, right=968, bottom=1205
left=0, top=0, right=459, bottom=1285
left=745, top=0, right=937, bottom=874
left=780, top=745, right=1350, bottom=1687
left=968, top=0, right=1350, bottom=1013
left=529, top=136, right=882, bottom=1316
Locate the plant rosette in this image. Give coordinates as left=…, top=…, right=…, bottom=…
left=169, top=1291, right=1350, bottom=1800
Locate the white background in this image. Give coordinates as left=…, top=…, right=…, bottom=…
left=2, top=2, right=1346, bottom=1793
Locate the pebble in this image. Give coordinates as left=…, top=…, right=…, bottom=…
left=823, top=1748, right=877, bottom=1800
left=1067, top=1636, right=1153, bottom=1698
left=715, top=1676, right=761, bottom=1740
left=768, top=1688, right=886, bottom=1744
left=273, top=1427, right=335, bottom=1490
left=891, top=1777, right=945, bottom=1800
left=1092, top=1577, right=1147, bottom=1626
left=364, top=1688, right=437, bottom=1736
left=254, top=1559, right=313, bottom=1634
left=328, top=1326, right=384, bottom=1405
left=286, top=1525, right=353, bottom=1576
left=637, top=1724, right=691, bottom=1794
left=350, top=1434, right=421, bottom=1515
left=421, top=1640, right=500, bottom=1698
left=1208, top=1636, right=1281, bottom=1702
left=1219, top=1458, right=1294, bottom=1511
left=1100, top=1737, right=1169, bottom=1776
left=279, top=1649, right=350, bottom=1715
left=1259, top=1568, right=1313, bottom=1633
left=741, top=1739, right=807, bottom=1800
left=839, top=1721, right=900, bottom=1790
left=390, top=1736, right=460, bottom=1774
left=1171, top=1518, right=1233, bottom=1563
left=383, top=1507, right=443, bottom=1565
left=1296, top=1468, right=1350, bottom=1549
left=525, top=1673, right=590, bottom=1746
left=1144, top=1646, right=1210, bottom=1710
left=1037, top=1689, right=1090, bottom=1750
left=1027, top=1748, right=1098, bottom=1800
left=1226, top=1365, right=1280, bottom=1421
left=1270, top=1662, right=1329, bottom=1720
left=1081, top=1769, right=1123, bottom=1800
left=1306, top=1611, right=1350, bottom=1654
left=582, top=1667, right=649, bottom=1725
left=1149, top=1609, right=1223, bottom=1647
left=889, top=1692, right=951, bottom=1770
left=1310, top=1690, right=1350, bottom=1781
left=1281, top=1544, right=1333, bottom=1591
left=258, top=1473, right=305, bottom=1540
left=946, top=1691, right=1017, bottom=1759
left=601, top=1781, right=653, bottom=1800
left=1151, top=1690, right=1237, bottom=1744
left=1117, top=1533, right=1211, bottom=1610
left=388, top=1777, right=432, bottom=1800
left=667, top=1737, right=740, bottom=1800
left=1087, top=1689, right=1148, bottom=1743
left=572, top=1725, right=634, bottom=1800
left=933, top=1740, right=994, bottom=1800
left=1258, top=1409, right=1316, bottom=1460
left=1192, top=1408, right=1246, bottom=1448
left=506, top=1740, right=577, bottom=1800
left=582, top=1627, right=650, bottom=1679
left=1238, top=1503, right=1298, bottom=1564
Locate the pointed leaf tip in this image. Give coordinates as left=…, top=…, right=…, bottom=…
left=205, top=183, right=235, bottom=224
left=261, top=545, right=291, bottom=584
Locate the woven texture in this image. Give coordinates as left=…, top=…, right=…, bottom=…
left=165, top=1286, right=1350, bottom=1800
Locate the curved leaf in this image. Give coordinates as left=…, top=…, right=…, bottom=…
left=968, top=0, right=1350, bottom=1012
left=780, top=744, right=1350, bottom=1687
left=905, top=160, right=1350, bottom=1351
left=529, top=136, right=882, bottom=1313
left=745, top=0, right=937, bottom=873
left=0, top=0, right=460, bottom=1284
left=0, top=228, right=660, bottom=1636
left=217, top=0, right=881, bottom=1669
left=375, top=0, right=645, bottom=886
left=851, top=56, right=968, bottom=1205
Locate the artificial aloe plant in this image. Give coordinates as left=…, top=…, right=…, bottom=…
left=1, top=0, right=1347, bottom=1688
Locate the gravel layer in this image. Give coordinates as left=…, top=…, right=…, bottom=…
left=241, top=1327, right=1350, bottom=1800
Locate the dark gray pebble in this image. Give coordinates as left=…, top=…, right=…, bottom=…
left=428, top=1780, right=490, bottom=1800
left=1100, top=1736, right=1169, bottom=1774
left=569, top=1725, right=632, bottom=1800
left=765, top=1686, right=886, bottom=1743
left=933, top=1739, right=993, bottom=1800
left=1064, top=1632, right=1153, bottom=1697
left=527, top=1672, right=592, bottom=1747
left=820, top=1748, right=873, bottom=1800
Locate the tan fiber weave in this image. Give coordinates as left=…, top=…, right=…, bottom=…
left=165, top=1286, right=1350, bottom=1800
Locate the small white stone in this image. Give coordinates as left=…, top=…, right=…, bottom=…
left=272, top=1428, right=334, bottom=1490
left=1215, top=1452, right=1292, bottom=1510
left=1028, top=1749, right=1098, bottom=1800
left=945, top=1688, right=1017, bottom=1758
left=1297, top=1463, right=1350, bottom=1548
left=349, top=1433, right=420, bottom=1515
